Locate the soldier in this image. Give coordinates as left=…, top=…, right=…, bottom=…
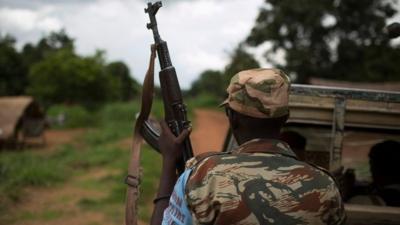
left=369, top=140, right=400, bottom=206
left=151, top=68, right=346, bottom=225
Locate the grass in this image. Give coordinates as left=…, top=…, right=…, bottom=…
left=0, top=96, right=218, bottom=224
left=47, top=104, right=97, bottom=128
left=18, top=210, right=63, bottom=221
left=0, top=100, right=168, bottom=224
left=0, top=150, right=67, bottom=208
left=77, top=146, right=161, bottom=222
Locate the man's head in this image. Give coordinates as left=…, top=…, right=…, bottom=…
left=221, top=68, right=291, bottom=143
left=369, top=140, right=400, bottom=187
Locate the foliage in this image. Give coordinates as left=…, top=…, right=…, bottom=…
left=1, top=30, right=140, bottom=110
left=0, top=34, right=27, bottom=95
left=106, top=61, right=140, bottom=101
left=246, top=0, right=400, bottom=83
left=47, top=104, right=97, bottom=128
left=0, top=100, right=164, bottom=223
left=189, top=45, right=260, bottom=98
left=27, top=48, right=118, bottom=108
left=187, top=93, right=223, bottom=109
left=223, top=44, right=260, bottom=84
left=189, top=70, right=225, bottom=97
left=21, top=29, right=74, bottom=68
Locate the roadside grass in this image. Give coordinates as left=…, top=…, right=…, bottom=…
left=0, top=100, right=165, bottom=224
left=0, top=95, right=218, bottom=224
left=17, top=209, right=64, bottom=222
left=77, top=146, right=161, bottom=222
left=47, top=104, right=98, bottom=128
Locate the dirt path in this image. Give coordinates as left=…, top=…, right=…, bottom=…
left=6, top=169, right=112, bottom=225
left=191, top=109, right=229, bottom=155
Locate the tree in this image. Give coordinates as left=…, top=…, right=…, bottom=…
left=22, top=29, right=74, bottom=68
left=0, top=34, right=27, bottom=95
left=223, top=45, right=260, bottom=84
left=27, top=48, right=117, bottom=108
left=246, top=0, right=400, bottom=83
left=189, top=70, right=225, bottom=97
left=106, top=61, right=140, bottom=101
left=189, top=45, right=260, bottom=97
left=0, top=30, right=75, bottom=96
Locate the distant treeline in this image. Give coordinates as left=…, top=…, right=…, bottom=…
left=1, top=0, right=399, bottom=108
left=0, top=30, right=140, bottom=109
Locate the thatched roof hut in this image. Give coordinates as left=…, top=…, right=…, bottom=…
left=0, top=96, right=45, bottom=146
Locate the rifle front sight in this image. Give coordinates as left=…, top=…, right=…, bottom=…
left=145, top=1, right=162, bottom=43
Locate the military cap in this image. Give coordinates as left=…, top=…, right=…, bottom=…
left=221, top=68, right=290, bottom=118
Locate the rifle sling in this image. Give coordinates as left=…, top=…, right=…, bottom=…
left=125, top=45, right=157, bottom=225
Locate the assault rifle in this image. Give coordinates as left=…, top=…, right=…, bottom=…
left=125, top=3, right=193, bottom=223
left=142, top=1, right=193, bottom=173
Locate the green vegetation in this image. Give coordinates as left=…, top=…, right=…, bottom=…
left=188, top=45, right=260, bottom=99
left=186, top=0, right=400, bottom=96
left=0, top=30, right=139, bottom=108
left=47, top=104, right=97, bottom=128
left=77, top=147, right=161, bottom=221
left=0, top=101, right=164, bottom=224
left=246, top=0, right=400, bottom=83
left=17, top=210, right=63, bottom=222
left=187, top=93, right=223, bottom=109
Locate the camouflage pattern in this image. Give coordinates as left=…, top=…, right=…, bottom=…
left=221, top=68, right=290, bottom=118
left=185, top=139, right=346, bottom=225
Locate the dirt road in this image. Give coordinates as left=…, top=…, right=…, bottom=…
left=191, top=109, right=229, bottom=155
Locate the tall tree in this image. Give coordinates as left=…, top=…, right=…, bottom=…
left=106, top=61, right=140, bottom=101
left=247, top=0, right=399, bottom=83
left=27, top=48, right=118, bottom=108
left=223, top=45, right=260, bottom=84
left=22, top=29, right=74, bottom=68
left=190, top=70, right=225, bottom=97
left=189, top=45, right=260, bottom=97
left=0, top=34, right=27, bottom=95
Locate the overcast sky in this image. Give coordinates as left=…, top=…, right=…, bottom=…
left=0, top=0, right=266, bottom=89
left=0, top=0, right=399, bottom=89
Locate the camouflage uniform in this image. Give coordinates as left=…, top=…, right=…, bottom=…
left=184, top=139, right=346, bottom=225
left=162, top=68, right=346, bottom=225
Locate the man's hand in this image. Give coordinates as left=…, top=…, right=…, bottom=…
left=158, top=120, right=191, bottom=162
left=150, top=121, right=191, bottom=225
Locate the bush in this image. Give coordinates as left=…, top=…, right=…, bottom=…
left=97, top=102, right=138, bottom=126
left=47, top=104, right=97, bottom=128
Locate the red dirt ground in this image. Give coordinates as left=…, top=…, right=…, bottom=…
left=191, top=109, right=229, bottom=155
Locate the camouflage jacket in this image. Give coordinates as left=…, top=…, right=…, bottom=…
left=184, top=138, right=346, bottom=225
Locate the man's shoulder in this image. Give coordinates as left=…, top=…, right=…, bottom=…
left=185, top=151, right=228, bottom=170
left=184, top=151, right=345, bottom=225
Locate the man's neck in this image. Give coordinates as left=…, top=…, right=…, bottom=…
left=235, top=131, right=280, bottom=145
